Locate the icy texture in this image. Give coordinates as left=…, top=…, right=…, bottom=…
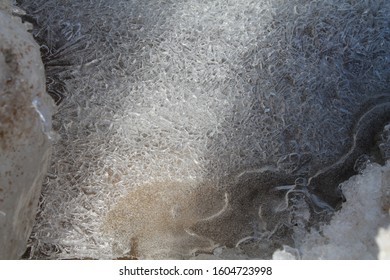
left=0, top=0, right=10, bottom=12
left=196, top=160, right=390, bottom=260
left=0, top=6, right=54, bottom=259
left=297, top=161, right=390, bottom=259
left=17, top=0, right=390, bottom=259
left=104, top=181, right=226, bottom=259
left=379, top=124, right=390, bottom=161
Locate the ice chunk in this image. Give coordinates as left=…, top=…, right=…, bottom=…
left=0, top=7, right=54, bottom=259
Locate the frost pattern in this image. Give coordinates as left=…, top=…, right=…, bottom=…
left=18, top=0, right=390, bottom=259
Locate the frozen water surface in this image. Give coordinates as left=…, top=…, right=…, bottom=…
left=16, top=0, right=390, bottom=259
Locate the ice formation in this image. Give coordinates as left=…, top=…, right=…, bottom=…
left=13, top=0, right=390, bottom=259
left=0, top=0, right=54, bottom=259
left=273, top=160, right=390, bottom=260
